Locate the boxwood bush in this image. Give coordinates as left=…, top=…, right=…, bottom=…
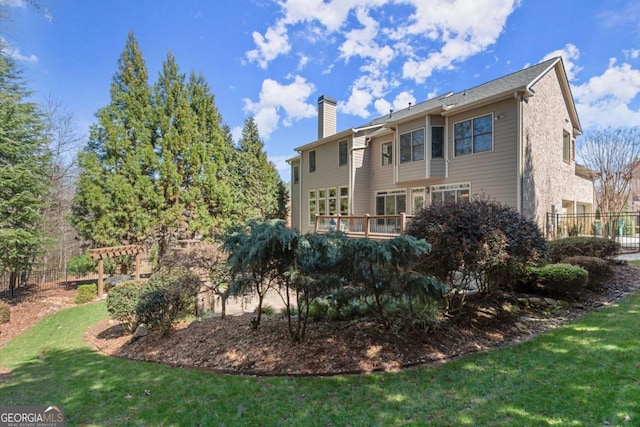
left=134, top=268, right=201, bottom=333
left=106, top=280, right=157, bottom=333
left=561, top=256, right=612, bottom=289
left=548, top=236, right=618, bottom=262
left=528, top=263, right=588, bottom=296
left=74, top=283, right=97, bottom=304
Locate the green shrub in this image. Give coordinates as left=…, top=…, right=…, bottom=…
left=0, top=302, right=10, bottom=324
left=135, top=289, right=182, bottom=334
left=307, top=299, right=329, bottom=321
left=548, top=237, right=618, bottom=262
left=406, top=198, right=547, bottom=296
left=258, top=304, right=275, bottom=316
left=529, top=263, right=588, bottom=296
left=67, top=252, right=97, bottom=276
left=384, top=298, right=441, bottom=331
left=106, top=280, right=156, bottom=333
left=75, top=283, right=97, bottom=304
left=561, top=256, right=612, bottom=289
left=135, top=268, right=201, bottom=333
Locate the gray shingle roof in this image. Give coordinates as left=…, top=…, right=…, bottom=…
left=366, top=57, right=560, bottom=126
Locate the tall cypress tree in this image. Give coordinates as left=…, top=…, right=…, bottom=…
left=152, top=54, right=234, bottom=257
left=236, top=117, right=287, bottom=221
left=72, top=32, right=158, bottom=247
left=0, top=43, right=50, bottom=287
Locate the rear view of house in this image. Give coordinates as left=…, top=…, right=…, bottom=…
left=288, top=57, right=594, bottom=234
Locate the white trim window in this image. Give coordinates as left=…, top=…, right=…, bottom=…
left=431, top=183, right=470, bottom=204
left=431, top=126, right=444, bottom=159
left=339, top=140, right=348, bottom=167
left=411, top=187, right=426, bottom=213
left=339, top=186, right=349, bottom=215
left=309, top=190, right=316, bottom=225
left=399, top=128, right=425, bottom=163
left=309, top=150, right=316, bottom=172
left=328, top=187, right=337, bottom=214
left=376, top=189, right=407, bottom=215
left=454, top=114, right=493, bottom=156
left=381, top=141, right=392, bottom=166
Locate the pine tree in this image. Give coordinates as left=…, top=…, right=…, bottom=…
left=72, top=32, right=158, bottom=247
left=236, top=117, right=287, bottom=221
left=0, top=43, right=51, bottom=290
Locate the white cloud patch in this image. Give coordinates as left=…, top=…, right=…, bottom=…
left=542, top=43, right=582, bottom=81
left=243, top=75, right=316, bottom=139
left=0, top=0, right=26, bottom=7
left=339, top=87, right=373, bottom=118
left=397, top=0, right=520, bottom=83
left=572, top=57, right=640, bottom=129
left=0, top=36, right=38, bottom=63
left=245, top=22, right=291, bottom=69
left=246, top=0, right=520, bottom=117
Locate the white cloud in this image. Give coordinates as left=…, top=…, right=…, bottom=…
left=374, top=98, right=392, bottom=116
left=243, top=75, right=316, bottom=139
left=268, top=155, right=293, bottom=180
left=624, top=49, right=640, bottom=60
left=397, top=0, right=520, bottom=83
left=0, top=36, right=38, bottom=63
left=572, top=57, right=640, bottom=129
left=0, top=0, right=25, bottom=7
left=245, top=0, right=521, bottom=122
left=245, top=22, right=291, bottom=69
left=339, top=87, right=373, bottom=118
left=541, top=43, right=582, bottom=81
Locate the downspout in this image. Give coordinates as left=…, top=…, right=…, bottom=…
left=297, top=150, right=303, bottom=232
left=515, top=91, right=523, bottom=214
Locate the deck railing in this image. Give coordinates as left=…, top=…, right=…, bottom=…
left=314, top=213, right=412, bottom=239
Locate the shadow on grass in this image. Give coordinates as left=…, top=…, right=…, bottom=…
left=0, top=296, right=639, bottom=426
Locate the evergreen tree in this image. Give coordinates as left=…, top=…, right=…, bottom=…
left=0, top=43, right=51, bottom=288
left=151, top=54, right=234, bottom=257
left=236, top=117, right=287, bottom=221
left=72, top=32, right=158, bottom=247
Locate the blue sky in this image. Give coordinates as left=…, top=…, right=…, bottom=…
left=2, top=0, right=639, bottom=180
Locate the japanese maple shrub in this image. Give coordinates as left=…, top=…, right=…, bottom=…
left=405, top=198, right=547, bottom=311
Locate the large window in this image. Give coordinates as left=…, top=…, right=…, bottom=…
left=381, top=141, right=392, bottom=166
left=309, top=150, right=316, bottom=173
left=309, top=190, right=316, bottom=225
left=431, top=183, right=470, bottom=204
left=339, top=187, right=349, bottom=215
left=339, top=140, right=348, bottom=166
left=376, top=190, right=407, bottom=215
left=328, top=188, right=337, bottom=214
left=454, top=114, right=493, bottom=156
left=431, top=126, right=444, bottom=158
left=399, top=129, right=425, bottom=163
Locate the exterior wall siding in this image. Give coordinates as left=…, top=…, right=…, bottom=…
left=521, top=67, right=593, bottom=228
left=445, top=98, right=519, bottom=207
left=289, top=158, right=301, bottom=231
left=298, top=138, right=351, bottom=233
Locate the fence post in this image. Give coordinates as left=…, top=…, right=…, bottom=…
left=365, top=214, right=370, bottom=238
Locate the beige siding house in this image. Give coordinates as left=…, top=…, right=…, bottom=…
left=288, top=58, right=594, bottom=234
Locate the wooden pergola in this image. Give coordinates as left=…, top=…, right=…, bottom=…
left=90, top=245, right=145, bottom=297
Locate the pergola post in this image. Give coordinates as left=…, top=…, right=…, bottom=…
left=97, top=258, right=104, bottom=298
left=90, top=244, right=145, bottom=299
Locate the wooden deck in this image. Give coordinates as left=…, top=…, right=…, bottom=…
left=313, top=213, right=413, bottom=240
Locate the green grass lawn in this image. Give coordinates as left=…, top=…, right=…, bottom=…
left=1, top=292, right=639, bottom=426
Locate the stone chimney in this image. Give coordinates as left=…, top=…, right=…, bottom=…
left=317, top=95, right=337, bottom=139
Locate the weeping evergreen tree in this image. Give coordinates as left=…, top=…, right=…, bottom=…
left=235, top=117, right=287, bottom=221
left=0, top=42, right=50, bottom=291
left=72, top=32, right=158, bottom=247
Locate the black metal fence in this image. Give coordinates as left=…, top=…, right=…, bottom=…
left=0, top=268, right=104, bottom=299
left=546, top=211, right=640, bottom=252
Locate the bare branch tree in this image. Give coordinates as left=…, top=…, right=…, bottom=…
left=578, top=127, right=640, bottom=215
left=40, top=94, right=84, bottom=268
